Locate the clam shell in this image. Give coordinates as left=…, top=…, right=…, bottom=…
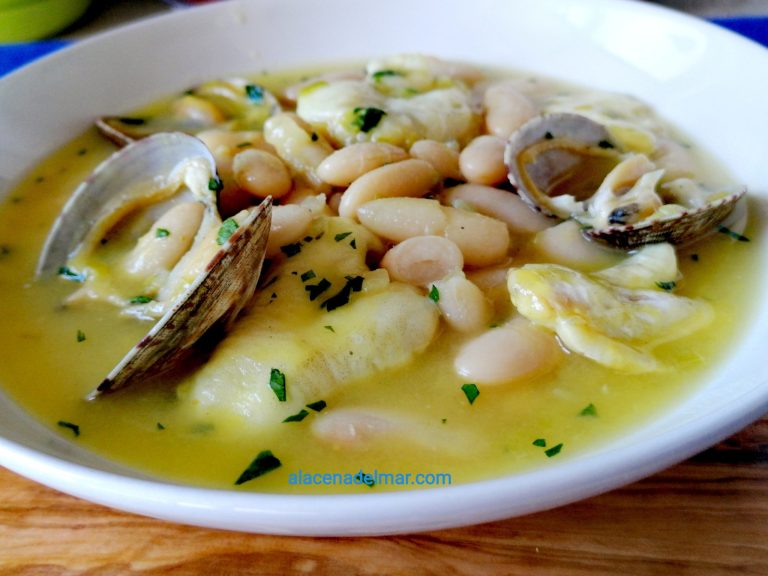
left=506, top=113, right=746, bottom=249
left=94, top=199, right=272, bottom=395
left=36, top=132, right=218, bottom=278
left=585, top=189, right=746, bottom=249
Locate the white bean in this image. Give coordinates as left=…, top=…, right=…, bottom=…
left=266, top=204, right=314, bottom=257
left=123, top=202, right=204, bottom=279
left=232, top=148, right=293, bottom=199
left=409, top=140, right=462, bottom=181
left=381, top=236, right=464, bottom=286
left=454, top=318, right=563, bottom=385
left=433, top=273, right=492, bottom=333
left=443, top=205, right=510, bottom=267
left=317, top=142, right=408, bottom=186
left=532, top=220, right=622, bottom=272
left=459, top=135, right=508, bottom=186
left=357, top=198, right=446, bottom=242
left=442, top=183, right=554, bottom=235
left=263, top=112, right=333, bottom=190
left=358, top=198, right=510, bottom=266
left=483, top=81, right=537, bottom=138
left=171, top=95, right=226, bottom=125
left=339, top=159, right=440, bottom=219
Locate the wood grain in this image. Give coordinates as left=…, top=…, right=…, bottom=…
left=1, top=415, right=766, bottom=576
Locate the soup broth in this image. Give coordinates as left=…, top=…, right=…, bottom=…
left=0, top=58, right=761, bottom=493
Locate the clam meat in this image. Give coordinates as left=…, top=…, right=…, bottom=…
left=37, top=132, right=272, bottom=395
left=505, top=112, right=746, bottom=249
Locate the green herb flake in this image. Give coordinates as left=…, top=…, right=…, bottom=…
left=334, top=231, right=353, bottom=242
left=310, top=132, right=319, bottom=142
left=58, top=266, right=85, bottom=283
left=236, top=141, right=253, bottom=148
left=76, top=330, right=86, bottom=343
left=349, top=239, right=357, bottom=249
left=323, top=325, right=335, bottom=333
left=579, top=403, right=598, bottom=417
left=269, top=368, right=287, bottom=402
left=461, top=383, right=480, bottom=405
left=718, top=226, right=750, bottom=242
left=245, top=83, right=265, bottom=103
left=352, top=107, right=387, bottom=133
left=280, top=242, right=302, bottom=257
left=300, top=270, right=317, bottom=282
left=156, top=422, right=166, bottom=430
left=155, top=228, right=171, bottom=238
left=0, top=244, right=10, bottom=258
left=532, top=438, right=547, bottom=447
left=283, top=409, right=310, bottom=423
left=130, top=295, right=153, bottom=305
left=306, top=400, right=327, bottom=412
left=544, top=131, right=554, bottom=140
left=598, top=139, right=615, bottom=149
left=691, top=253, right=700, bottom=262
left=428, top=285, right=440, bottom=303
left=306, top=278, right=332, bottom=301
left=545, top=443, right=564, bottom=458
left=321, top=276, right=364, bottom=311
left=118, top=117, right=146, bottom=126
left=216, top=218, right=239, bottom=245
left=655, top=280, right=676, bottom=291
left=372, top=69, right=402, bottom=81
left=234, top=450, right=282, bottom=485
left=208, top=176, right=224, bottom=193
left=57, top=420, right=80, bottom=437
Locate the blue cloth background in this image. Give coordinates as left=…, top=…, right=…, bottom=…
left=0, top=18, right=766, bottom=77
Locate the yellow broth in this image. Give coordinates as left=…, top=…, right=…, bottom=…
left=0, top=66, right=763, bottom=493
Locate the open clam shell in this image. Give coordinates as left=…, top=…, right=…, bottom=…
left=37, top=132, right=273, bottom=396
left=95, top=200, right=271, bottom=395
left=505, top=113, right=746, bottom=249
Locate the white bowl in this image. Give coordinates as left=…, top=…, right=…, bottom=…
left=0, top=0, right=767, bottom=536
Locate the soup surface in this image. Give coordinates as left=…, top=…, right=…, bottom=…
left=0, top=56, right=761, bottom=493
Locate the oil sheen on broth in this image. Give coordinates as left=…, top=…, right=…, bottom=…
left=0, top=56, right=761, bottom=493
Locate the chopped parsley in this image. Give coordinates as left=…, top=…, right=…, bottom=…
left=323, top=325, right=335, bottom=333
left=461, top=383, right=480, bottom=405
left=269, top=368, right=287, bottom=402
left=0, top=244, right=10, bottom=258
left=57, top=420, right=80, bottom=437
left=428, top=285, right=440, bottom=303
left=544, top=131, right=554, bottom=140
left=280, top=242, right=302, bottom=257
left=545, top=443, right=564, bottom=458
left=216, top=218, right=239, bottom=245
left=372, top=69, right=402, bottom=81
left=208, top=176, right=224, bottom=193
left=321, top=275, right=364, bottom=311
left=718, top=226, right=750, bottom=242
left=155, top=228, right=170, bottom=238
left=58, top=266, right=85, bottom=283
left=129, top=295, right=153, bottom=304
left=532, top=438, right=547, bottom=447
left=334, top=231, right=353, bottom=242
left=283, top=409, right=309, bottom=423
left=306, top=400, right=327, bottom=412
left=156, top=422, right=166, bottom=431
left=300, top=270, right=317, bottom=282
left=234, top=450, right=282, bottom=485
left=118, top=117, right=146, bottom=125
left=655, top=280, right=676, bottom=291
left=690, top=253, right=700, bottom=262
left=598, top=139, right=615, bottom=149
left=352, top=106, right=386, bottom=133
left=245, top=83, right=265, bottom=103
left=305, top=278, right=332, bottom=301
left=579, top=403, right=598, bottom=417
left=76, top=330, right=86, bottom=343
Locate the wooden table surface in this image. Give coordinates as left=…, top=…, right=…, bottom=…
left=0, top=414, right=766, bottom=576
